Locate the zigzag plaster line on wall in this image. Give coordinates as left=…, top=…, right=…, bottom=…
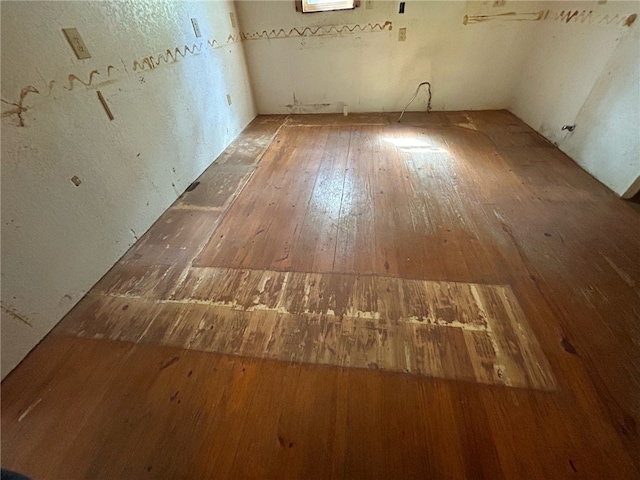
left=1, top=35, right=241, bottom=127
left=241, top=21, right=393, bottom=40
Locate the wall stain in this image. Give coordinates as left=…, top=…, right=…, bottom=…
left=0, top=303, right=33, bottom=327
left=1, top=86, right=39, bottom=127
left=285, top=92, right=332, bottom=111
left=624, top=13, right=637, bottom=26
left=463, top=11, right=546, bottom=25
left=241, top=21, right=393, bottom=40
left=554, top=10, right=637, bottom=26
left=463, top=9, right=637, bottom=26
left=285, top=102, right=332, bottom=110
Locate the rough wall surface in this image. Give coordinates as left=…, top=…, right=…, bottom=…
left=1, top=0, right=256, bottom=377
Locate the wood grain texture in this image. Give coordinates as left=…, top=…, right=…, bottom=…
left=60, top=268, right=556, bottom=389
left=3, top=112, right=640, bottom=478
left=1, top=336, right=636, bottom=480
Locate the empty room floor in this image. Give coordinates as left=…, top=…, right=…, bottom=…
left=2, top=111, right=639, bottom=479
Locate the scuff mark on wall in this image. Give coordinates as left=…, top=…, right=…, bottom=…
left=1, top=303, right=33, bottom=327
left=241, top=21, right=393, bottom=40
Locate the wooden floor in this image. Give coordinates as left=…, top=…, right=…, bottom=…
left=2, top=111, right=640, bottom=479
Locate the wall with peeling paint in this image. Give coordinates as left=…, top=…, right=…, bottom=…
left=510, top=1, right=639, bottom=198
left=235, top=1, right=539, bottom=113
left=0, top=1, right=256, bottom=377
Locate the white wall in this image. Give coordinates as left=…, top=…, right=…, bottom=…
left=236, top=0, right=539, bottom=114
left=1, top=0, right=256, bottom=377
left=562, top=22, right=639, bottom=198
left=510, top=1, right=639, bottom=197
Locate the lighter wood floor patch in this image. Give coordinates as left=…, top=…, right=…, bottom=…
left=63, top=267, right=555, bottom=390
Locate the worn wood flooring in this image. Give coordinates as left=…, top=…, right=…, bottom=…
left=2, top=111, right=639, bottom=479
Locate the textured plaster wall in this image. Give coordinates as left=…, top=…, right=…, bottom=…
left=1, top=0, right=256, bottom=377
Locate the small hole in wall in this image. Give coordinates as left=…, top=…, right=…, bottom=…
left=71, top=176, right=81, bottom=186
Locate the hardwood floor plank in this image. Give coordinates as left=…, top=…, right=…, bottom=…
left=290, top=127, right=351, bottom=273
left=334, top=127, right=378, bottom=275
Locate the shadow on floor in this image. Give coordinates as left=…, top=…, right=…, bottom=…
left=628, top=190, right=640, bottom=214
